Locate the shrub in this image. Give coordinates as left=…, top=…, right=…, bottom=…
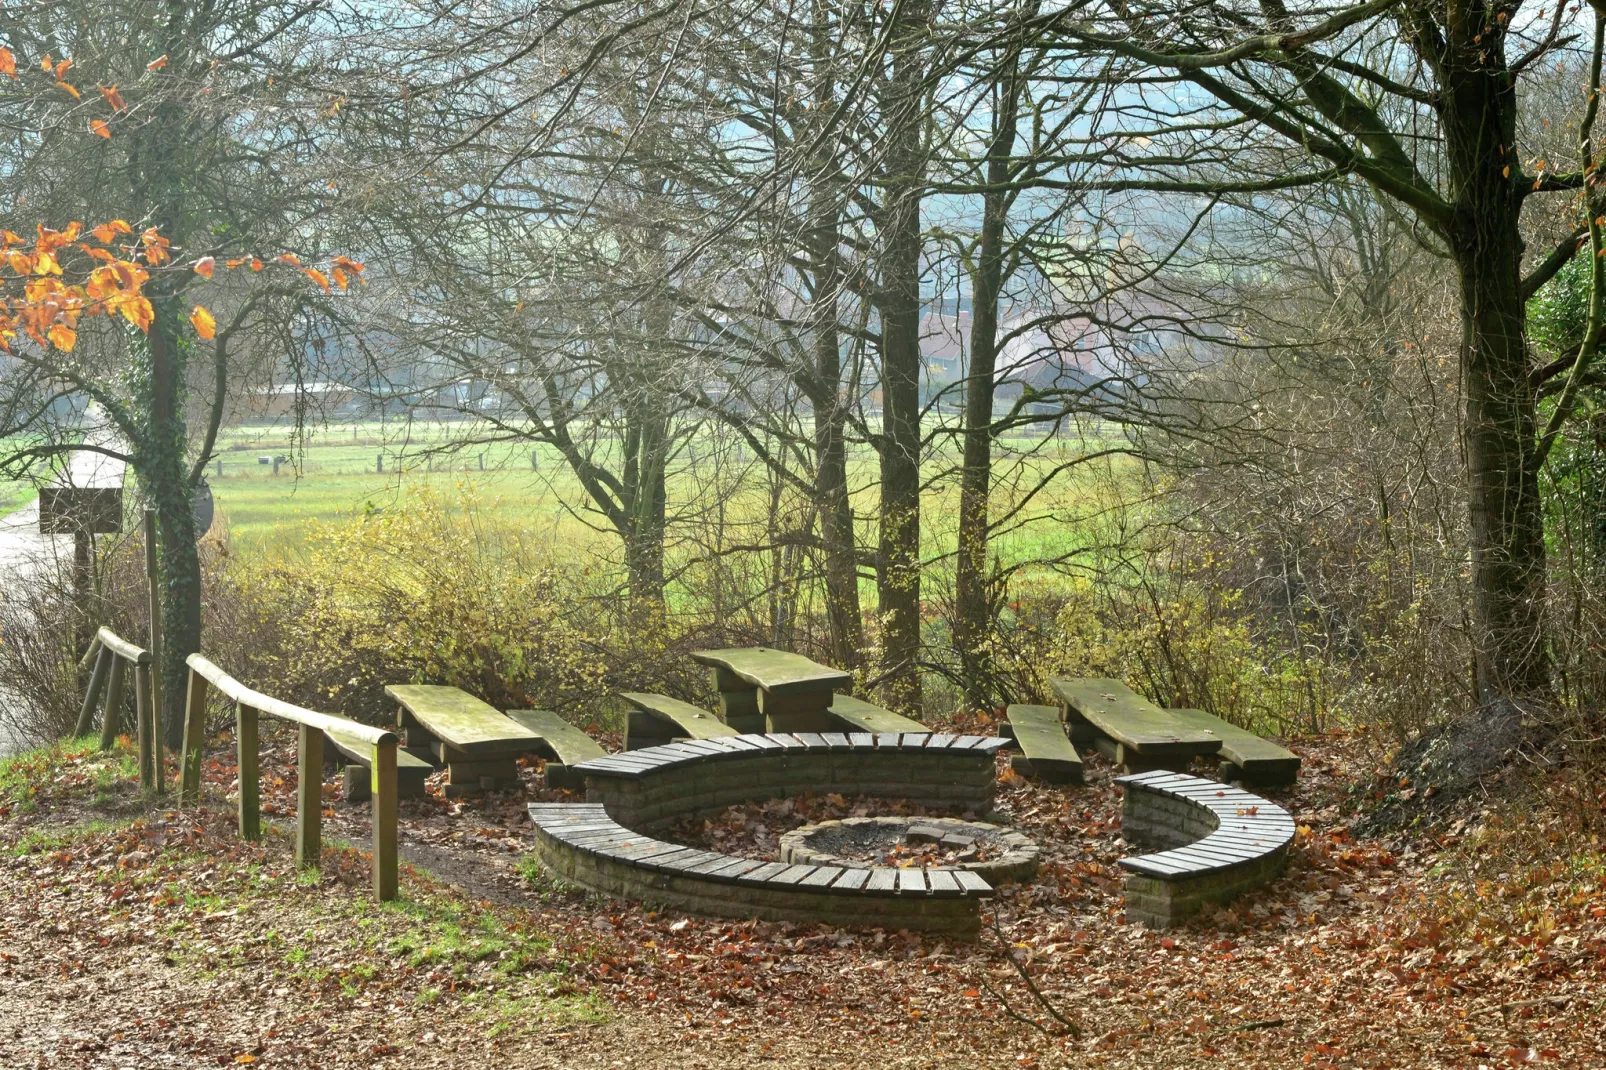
left=226, top=488, right=711, bottom=726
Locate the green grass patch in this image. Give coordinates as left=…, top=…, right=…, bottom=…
left=0, top=738, right=140, bottom=813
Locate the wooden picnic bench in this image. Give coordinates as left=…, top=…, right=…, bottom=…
left=620, top=693, right=739, bottom=751
left=1049, top=677, right=1300, bottom=787
left=385, top=684, right=543, bottom=794
left=690, top=647, right=851, bottom=733
left=326, top=729, right=433, bottom=801
left=826, top=694, right=929, bottom=734
left=1001, top=704, right=1083, bottom=784
left=505, top=708, right=609, bottom=790
left=1050, top=677, right=1222, bottom=772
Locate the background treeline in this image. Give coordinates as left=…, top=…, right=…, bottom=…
left=2, top=0, right=1604, bottom=784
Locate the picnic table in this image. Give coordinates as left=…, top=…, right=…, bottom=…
left=690, top=647, right=850, bottom=733
left=385, top=684, right=542, bottom=794
left=1049, top=677, right=1300, bottom=786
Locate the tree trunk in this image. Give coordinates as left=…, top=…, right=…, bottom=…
left=806, top=12, right=863, bottom=669
left=955, top=65, right=1022, bottom=712
left=623, top=406, right=669, bottom=608
left=1441, top=56, right=1550, bottom=714
left=875, top=0, right=930, bottom=713
left=142, top=303, right=203, bottom=747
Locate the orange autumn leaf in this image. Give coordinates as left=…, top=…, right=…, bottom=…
left=190, top=304, right=216, bottom=339
left=56, top=80, right=81, bottom=99
left=90, top=219, right=132, bottom=244
left=249, top=257, right=263, bottom=271
left=0, top=47, right=15, bottom=80
left=147, top=54, right=168, bottom=71
left=276, top=252, right=301, bottom=267
left=225, top=258, right=247, bottom=269
left=116, top=293, right=154, bottom=331
left=304, top=267, right=330, bottom=292
left=99, top=85, right=126, bottom=111
left=53, top=57, right=71, bottom=79
left=47, top=322, right=76, bottom=351
left=89, top=119, right=111, bottom=139
left=193, top=256, right=215, bottom=279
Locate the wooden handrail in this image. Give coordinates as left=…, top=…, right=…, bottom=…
left=75, top=627, right=161, bottom=793
left=96, top=626, right=151, bottom=665
left=185, top=655, right=397, bottom=746
left=177, top=653, right=401, bottom=903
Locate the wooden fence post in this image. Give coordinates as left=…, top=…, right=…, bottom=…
left=372, top=739, right=398, bottom=902
left=178, top=666, right=209, bottom=805
left=296, top=725, right=323, bottom=869
left=74, top=645, right=111, bottom=738
left=97, top=653, right=126, bottom=751
left=143, top=508, right=162, bottom=772
left=134, top=664, right=153, bottom=792
left=237, top=704, right=260, bottom=841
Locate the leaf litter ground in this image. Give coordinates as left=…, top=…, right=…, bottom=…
left=1, top=730, right=1603, bottom=1068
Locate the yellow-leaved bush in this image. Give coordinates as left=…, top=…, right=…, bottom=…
left=231, top=489, right=615, bottom=724
left=1044, top=571, right=1342, bottom=737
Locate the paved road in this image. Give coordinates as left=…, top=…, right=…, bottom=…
left=0, top=425, right=128, bottom=752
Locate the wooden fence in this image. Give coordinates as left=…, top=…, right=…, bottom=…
left=74, top=627, right=161, bottom=792
left=177, top=654, right=400, bottom=902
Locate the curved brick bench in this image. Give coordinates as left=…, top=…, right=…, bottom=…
left=528, top=802, right=992, bottom=932
left=1116, top=770, right=1295, bottom=928
left=525, top=732, right=1010, bottom=934
left=574, top=731, right=1008, bottom=831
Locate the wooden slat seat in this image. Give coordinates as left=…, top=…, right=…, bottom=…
left=826, top=694, right=929, bottom=734
left=1049, top=677, right=1221, bottom=771
left=1001, top=704, right=1083, bottom=784
left=527, top=802, right=994, bottom=933
left=505, top=709, right=609, bottom=790
left=1114, top=770, right=1295, bottom=927
left=1165, top=709, right=1301, bottom=787
left=327, top=729, right=433, bottom=800
left=385, top=684, right=543, bottom=793
left=619, top=693, right=739, bottom=751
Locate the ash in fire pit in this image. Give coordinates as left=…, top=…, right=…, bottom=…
left=779, top=816, right=1039, bottom=885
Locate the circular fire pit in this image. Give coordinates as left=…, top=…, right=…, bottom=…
left=779, top=816, right=1039, bottom=885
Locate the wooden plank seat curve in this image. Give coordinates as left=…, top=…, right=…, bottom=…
left=528, top=800, right=993, bottom=934
left=826, top=694, right=930, bottom=734
left=385, top=684, right=543, bottom=794
left=572, top=731, right=1009, bottom=832
left=505, top=709, right=609, bottom=790
left=690, top=647, right=852, bottom=733
left=1000, top=704, right=1083, bottom=784
left=1115, top=770, right=1295, bottom=927
left=620, top=692, right=740, bottom=751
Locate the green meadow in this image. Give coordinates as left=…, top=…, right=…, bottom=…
left=204, top=418, right=1144, bottom=580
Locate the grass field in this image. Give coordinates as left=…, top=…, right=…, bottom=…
left=0, top=416, right=1145, bottom=603
left=204, top=418, right=1145, bottom=579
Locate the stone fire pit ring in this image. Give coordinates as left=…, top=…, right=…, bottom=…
left=780, top=815, right=1040, bottom=885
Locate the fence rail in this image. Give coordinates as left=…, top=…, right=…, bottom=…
left=179, top=654, right=400, bottom=902
left=74, top=627, right=160, bottom=792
